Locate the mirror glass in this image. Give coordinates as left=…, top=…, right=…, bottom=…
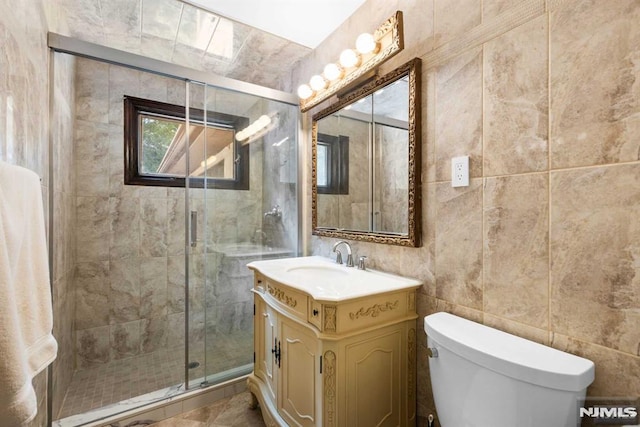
left=312, top=58, right=421, bottom=247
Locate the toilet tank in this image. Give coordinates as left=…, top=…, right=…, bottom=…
left=424, top=312, right=595, bottom=427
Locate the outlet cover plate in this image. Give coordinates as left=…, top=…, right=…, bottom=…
left=451, top=156, right=469, bottom=187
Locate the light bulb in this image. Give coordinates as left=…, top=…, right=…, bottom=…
left=339, top=49, right=360, bottom=68
left=323, top=63, right=343, bottom=81
left=355, top=33, right=378, bottom=55
left=297, top=84, right=313, bottom=100
left=309, top=75, right=327, bottom=91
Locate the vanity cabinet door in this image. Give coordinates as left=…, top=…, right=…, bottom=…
left=279, top=319, right=321, bottom=427
left=343, top=326, right=404, bottom=427
left=255, top=298, right=278, bottom=402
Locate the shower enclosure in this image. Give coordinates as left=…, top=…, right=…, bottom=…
left=49, top=41, right=299, bottom=425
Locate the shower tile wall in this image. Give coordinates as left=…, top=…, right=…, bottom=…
left=73, top=58, right=186, bottom=369
left=292, top=0, right=640, bottom=423
left=261, top=99, right=299, bottom=251
left=71, top=58, right=277, bottom=371
left=71, top=59, right=254, bottom=369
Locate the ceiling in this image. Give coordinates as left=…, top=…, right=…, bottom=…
left=55, top=0, right=363, bottom=88
left=184, top=0, right=367, bottom=48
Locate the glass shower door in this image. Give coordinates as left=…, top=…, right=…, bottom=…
left=185, top=81, right=208, bottom=388
left=185, top=81, right=299, bottom=388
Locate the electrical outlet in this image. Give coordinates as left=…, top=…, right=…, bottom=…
left=451, top=156, right=469, bottom=187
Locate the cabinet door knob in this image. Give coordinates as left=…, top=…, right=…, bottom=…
left=313, top=309, right=319, bottom=316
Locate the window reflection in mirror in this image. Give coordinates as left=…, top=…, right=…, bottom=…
left=316, top=133, right=349, bottom=195
left=124, top=96, right=250, bottom=189
left=317, top=143, right=329, bottom=187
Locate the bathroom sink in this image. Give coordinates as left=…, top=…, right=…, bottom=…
left=286, top=264, right=349, bottom=278
left=247, top=256, right=421, bottom=301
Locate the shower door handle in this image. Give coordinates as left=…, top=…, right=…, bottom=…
left=190, top=211, right=197, bottom=247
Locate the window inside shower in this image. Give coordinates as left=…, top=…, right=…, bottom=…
left=50, top=51, right=299, bottom=425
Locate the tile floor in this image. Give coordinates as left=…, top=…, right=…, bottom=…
left=58, top=333, right=253, bottom=420
left=149, top=392, right=266, bottom=427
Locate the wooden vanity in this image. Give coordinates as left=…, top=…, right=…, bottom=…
left=246, top=256, right=421, bottom=427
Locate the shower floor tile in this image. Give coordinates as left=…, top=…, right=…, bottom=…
left=57, top=333, right=254, bottom=420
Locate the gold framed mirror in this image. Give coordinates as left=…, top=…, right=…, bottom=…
left=312, top=58, right=421, bottom=247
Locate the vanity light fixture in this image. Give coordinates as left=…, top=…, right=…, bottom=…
left=309, top=74, right=328, bottom=91
left=297, top=11, right=404, bottom=112
left=339, top=48, right=361, bottom=68
left=297, top=84, right=313, bottom=100
left=323, top=63, right=343, bottom=82
left=355, top=32, right=379, bottom=55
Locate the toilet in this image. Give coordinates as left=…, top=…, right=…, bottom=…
left=424, top=312, right=595, bottom=427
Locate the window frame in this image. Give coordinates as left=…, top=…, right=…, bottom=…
left=316, top=133, right=349, bottom=195
left=124, top=96, right=250, bottom=190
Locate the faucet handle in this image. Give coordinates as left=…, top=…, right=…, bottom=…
left=357, top=255, right=367, bottom=270
left=334, top=250, right=343, bottom=265
left=346, top=253, right=354, bottom=267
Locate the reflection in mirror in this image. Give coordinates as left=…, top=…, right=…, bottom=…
left=373, top=77, right=409, bottom=234
left=124, top=96, right=250, bottom=189
left=312, top=58, right=421, bottom=247
left=316, top=133, right=349, bottom=194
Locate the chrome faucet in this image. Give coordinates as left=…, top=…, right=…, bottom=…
left=332, top=241, right=354, bottom=267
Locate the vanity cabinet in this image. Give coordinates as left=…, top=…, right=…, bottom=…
left=247, top=268, right=420, bottom=427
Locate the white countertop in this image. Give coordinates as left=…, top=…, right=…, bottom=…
left=247, top=256, right=422, bottom=302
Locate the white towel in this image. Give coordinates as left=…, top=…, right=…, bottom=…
left=0, top=161, right=58, bottom=426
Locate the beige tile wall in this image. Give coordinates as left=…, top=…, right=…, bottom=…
left=290, top=0, right=640, bottom=423
left=71, top=58, right=193, bottom=369
left=71, top=57, right=272, bottom=370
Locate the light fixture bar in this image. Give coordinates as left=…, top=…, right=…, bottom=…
left=299, top=11, right=404, bottom=113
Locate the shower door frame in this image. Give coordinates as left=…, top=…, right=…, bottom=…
left=47, top=32, right=302, bottom=424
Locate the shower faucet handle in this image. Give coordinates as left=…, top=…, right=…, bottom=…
left=264, top=204, right=282, bottom=219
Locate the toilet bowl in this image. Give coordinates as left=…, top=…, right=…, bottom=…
left=424, top=312, right=595, bottom=427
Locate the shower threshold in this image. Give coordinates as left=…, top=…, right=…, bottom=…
left=53, top=364, right=253, bottom=427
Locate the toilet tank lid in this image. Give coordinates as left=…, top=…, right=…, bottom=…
left=424, top=312, right=595, bottom=392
